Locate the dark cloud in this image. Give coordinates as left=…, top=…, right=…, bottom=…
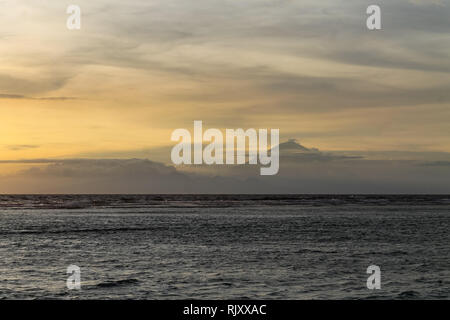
left=421, top=161, right=450, bottom=167
left=1, top=141, right=449, bottom=194
left=0, top=93, right=76, bottom=101
left=0, top=159, right=55, bottom=164
left=0, top=94, right=25, bottom=99
left=0, top=74, right=73, bottom=98
left=0, top=158, right=248, bottom=194
left=6, top=145, right=40, bottom=151
left=277, top=139, right=364, bottom=162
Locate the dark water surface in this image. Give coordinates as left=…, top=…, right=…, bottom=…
left=0, top=195, right=449, bottom=299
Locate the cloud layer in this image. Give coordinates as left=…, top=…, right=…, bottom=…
left=1, top=140, right=449, bottom=194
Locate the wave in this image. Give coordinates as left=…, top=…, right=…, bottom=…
left=95, top=279, right=140, bottom=288
left=397, top=290, right=421, bottom=299
left=1, top=194, right=449, bottom=211
left=83, top=279, right=140, bottom=289
left=2, top=227, right=155, bottom=235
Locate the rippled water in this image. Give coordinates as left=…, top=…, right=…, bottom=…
left=0, top=195, right=449, bottom=299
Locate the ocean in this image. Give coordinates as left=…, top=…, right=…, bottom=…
left=0, top=195, right=449, bottom=299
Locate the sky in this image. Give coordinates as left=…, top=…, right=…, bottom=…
left=0, top=0, right=449, bottom=193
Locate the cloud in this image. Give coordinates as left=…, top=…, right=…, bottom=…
left=0, top=94, right=25, bottom=99
left=0, top=141, right=449, bottom=194
left=0, top=159, right=55, bottom=164
left=4, top=0, right=450, bottom=109
left=277, top=139, right=364, bottom=162
left=0, top=93, right=76, bottom=101
left=0, top=158, right=252, bottom=194
left=6, top=145, right=40, bottom=151
left=0, top=74, right=74, bottom=98
left=408, top=0, right=445, bottom=7
left=421, top=161, right=450, bottom=167
left=18, top=159, right=177, bottom=178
